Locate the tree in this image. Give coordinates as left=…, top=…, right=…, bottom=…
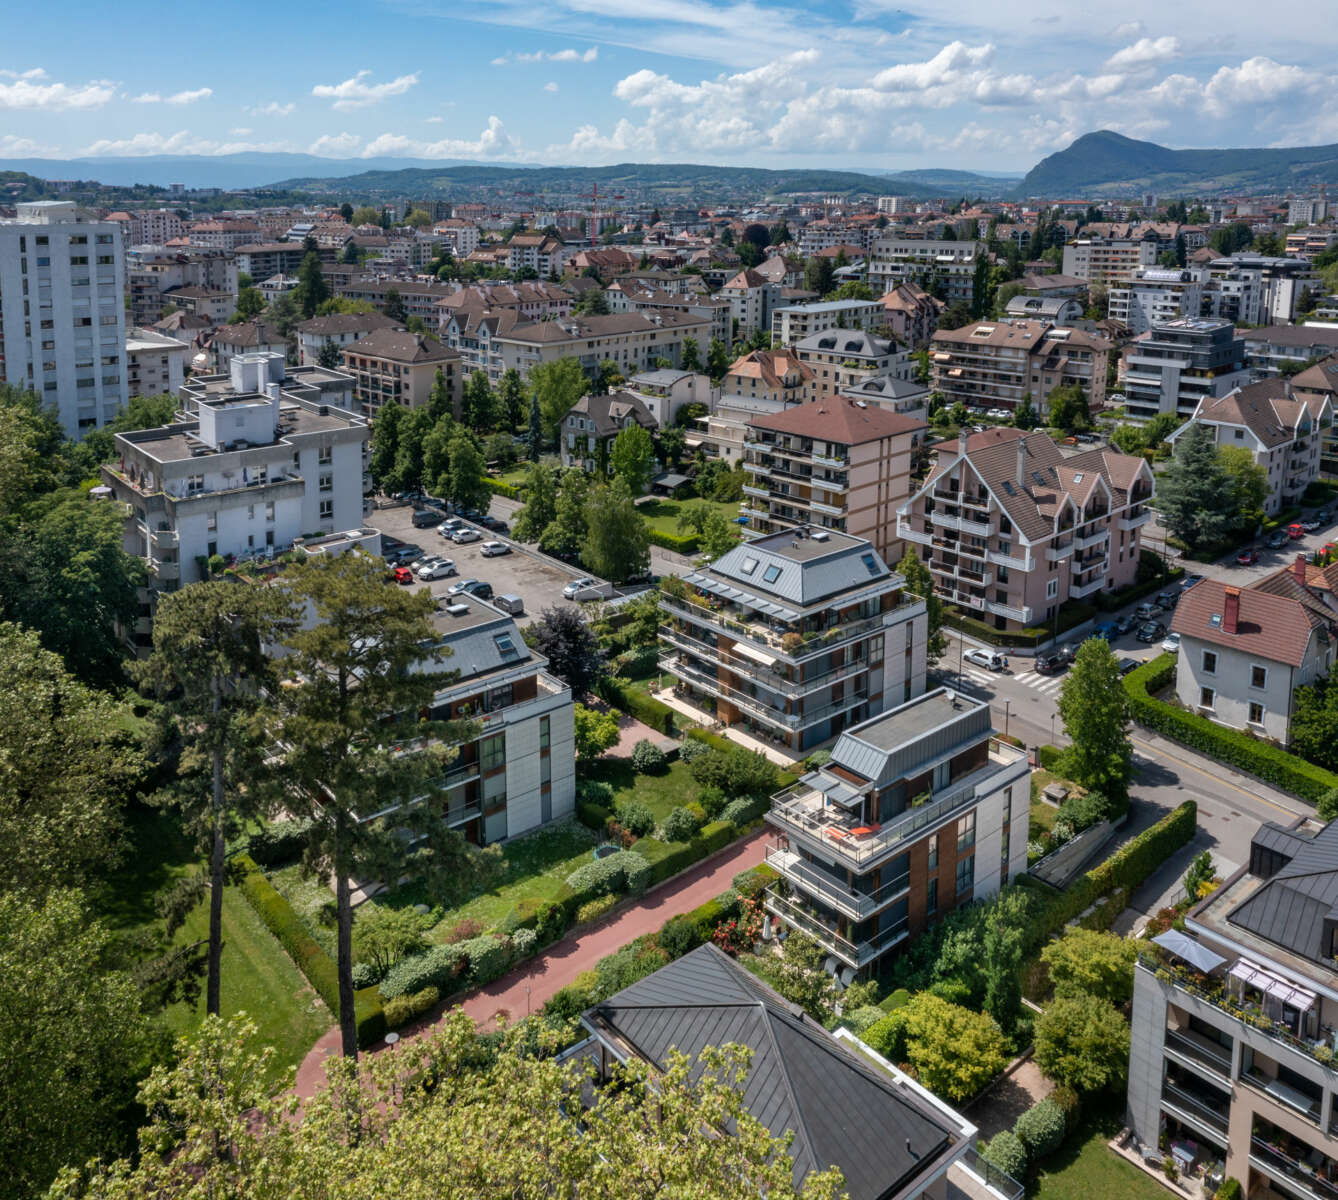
left=266, top=554, right=489, bottom=1057
left=295, top=250, right=329, bottom=319
left=1041, top=928, right=1138, bottom=1007
left=1034, top=993, right=1131, bottom=1093
left=340, top=241, right=361, bottom=264
left=1291, top=677, right=1338, bottom=771
left=582, top=477, right=650, bottom=584
left=532, top=604, right=605, bottom=695
left=317, top=338, right=343, bottom=369
left=498, top=367, right=526, bottom=429
left=1157, top=421, right=1238, bottom=551
left=804, top=256, right=835, bottom=296
left=446, top=430, right=490, bottom=512
left=388, top=406, right=434, bottom=496
left=1046, top=383, right=1090, bottom=433
left=108, top=391, right=179, bottom=432
left=340, top=202, right=355, bottom=222
left=1057, top=638, right=1132, bottom=804
left=530, top=356, right=589, bottom=447
left=404, top=208, right=433, bottom=228
left=1220, top=445, right=1268, bottom=532
left=383, top=287, right=406, bottom=322
left=982, top=903, right=1024, bottom=1033
left=352, top=904, right=429, bottom=976
left=658, top=424, right=686, bottom=468
left=462, top=369, right=496, bottom=431
left=421, top=415, right=456, bottom=501
left=351, top=205, right=381, bottom=226
left=681, top=336, right=701, bottom=371
left=609, top=423, right=654, bottom=495
left=706, top=336, right=732, bottom=380
left=938, top=299, right=971, bottom=330
left=136, top=583, right=294, bottom=1015
left=898, top=547, right=944, bottom=662
left=573, top=701, right=620, bottom=761
left=369, top=401, right=406, bottom=490
left=2, top=890, right=152, bottom=1200
left=866, top=993, right=1009, bottom=1103
left=829, top=280, right=874, bottom=302
left=595, top=358, right=624, bottom=395
left=573, top=287, right=610, bottom=316
left=539, top=469, right=590, bottom=559
left=700, top=510, right=741, bottom=559
left=511, top=462, right=559, bottom=543
left=527, top=395, right=544, bottom=461
left=232, top=287, right=265, bottom=321
left=970, top=255, right=991, bottom=319
left=1011, top=397, right=1038, bottom=430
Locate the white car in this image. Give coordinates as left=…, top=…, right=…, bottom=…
left=450, top=527, right=482, bottom=544
left=417, top=558, right=456, bottom=580
left=563, top=576, right=597, bottom=600
left=480, top=540, right=510, bottom=557
left=963, top=647, right=1007, bottom=671
left=1161, top=631, right=1181, bottom=653
left=409, top=554, right=442, bottom=573
left=436, top=518, right=464, bottom=536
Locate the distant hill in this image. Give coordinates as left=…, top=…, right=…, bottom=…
left=1019, top=130, right=1338, bottom=197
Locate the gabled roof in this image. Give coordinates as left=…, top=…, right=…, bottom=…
left=720, top=267, right=770, bottom=290
left=1170, top=577, right=1331, bottom=667
left=748, top=397, right=924, bottom=444
left=726, top=349, right=814, bottom=390
left=296, top=312, right=404, bottom=337
left=699, top=527, right=894, bottom=608
left=566, top=390, right=657, bottom=437
left=1179, top=379, right=1309, bottom=449
left=211, top=321, right=285, bottom=348
left=584, top=944, right=955, bottom=1200
left=344, top=329, right=458, bottom=364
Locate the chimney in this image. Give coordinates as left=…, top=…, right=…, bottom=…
left=1223, top=585, right=1241, bottom=635
left=267, top=380, right=282, bottom=433
left=957, top=429, right=969, bottom=462
left=1295, top=554, right=1308, bottom=586
left=1017, top=436, right=1026, bottom=485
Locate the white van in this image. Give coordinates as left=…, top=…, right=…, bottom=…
left=494, top=593, right=525, bottom=616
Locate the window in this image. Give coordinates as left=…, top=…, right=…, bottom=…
left=1249, top=701, right=1265, bottom=725
left=1046, top=578, right=1058, bottom=599
left=762, top=564, right=782, bottom=584
left=206, top=512, right=217, bottom=532
left=318, top=499, right=333, bottom=520
left=264, top=502, right=275, bottom=522
left=957, top=810, right=976, bottom=852
left=1200, top=686, right=1215, bottom=710
left=539, top=715, right=550, bottom=750
left=927, top=837, right=938, bottom=871
left=1250, top=665, right=1267, bottom=689
left=955, top=855, right=975, bottom=895
left=319, top=473, right=333, bottom=493
left=318, top=445, right=333, bottom=465
left=480, top=733, right=505, bottom=772
left=926, top=877, right=938, bottom=915
left=1202, top=651, right=1217, bottom=674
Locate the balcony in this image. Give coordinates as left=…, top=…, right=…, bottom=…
left=1161, top=1081, right=1230, bottom=1136
left=1046, top=540, right=1076, bottom=562
left=660, top=654, right=869, bottom=732
left=1071, top=553, right=1108, bottom=575
left=764, top=844, right=909, bottom=921
left=930, top=510, right=993, bottom=537
left=1250, top=1138, right=1338, bottom=1200
left=1120, top=506, right=1153, bottom=531
left=1164, top=1028, right=1233, bottom=1081
left=1074, top=527, right=1110, bottom=552
left=936, top=585, right=986, bottom=611
left=763, top=887, right=909, bottom=968
left=986, top=547, right=1035, bottom=571
left=898, top=521, right=933, bottom=547
left=810, top=497, right=848, bottom=518
left=1070, top=575, right=1106, bottom=599
left=985, top=598, right=1033, bottom=623
left=931, top=559, right=994, bottom=588
left=742, top=483, right=771, bottom=500
left=813, top=450, right=849, bottom=470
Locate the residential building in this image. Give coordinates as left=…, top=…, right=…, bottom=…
left=1121, top=317, right=1251, bottom=421
left=165, top=285, right=234, bottom=324
left=1127, top=813, right=1338, bottom=1198
left=568, top=941, right=1025, bottom=1200
left=99, top=351, right=369, bottom=641
left=839, top=374, right=930, bottom=422
left=1003, top=295, right=1085, bottom=325
left=1167, top=381, right=1332, bottom=515
left=560, top=391, right=657, bottom=472
left=209, top=320, right=288, bottom=372
left=930, top=320, right=1111, bottom=416
left=494, top=310, right=713, bottom=381
left=505, top=233, right=573, bottom=278
left=125, top=327, right=187, bottom=398
left=877, top=195, right=910, bottom=215
left=185, top=355, right=354, bottom=413
left=718, top=268, right=782, bottom=337
left=296, top=311, right=404, bottom=366
left=868, top=237, right=984, bottom=304
left=332, top=276, right=457, bottom=325
left=1107, top=268, right=1204, bottom=334
left=1243, top=325, right=1338, bottom=376
left=439, top=305, right=522, bottom=384
left=607, top=287, right=732, bottom=350
left=879, top=282, right=941, bottom=349
left=127, top=246, right=238, bottom=327
left=234, top=242, right=308, bottom=280
left=188, top=220, right=262, bottom=253
left=898, top=428, right=1155, bottom=631
left=621, top=368, right=716, bottom=428
left=1061, top=233, right=1160, bottom=285
left=1289, top=196, right=1330, bottom=225
left=1019, top=273, right=1088, bottom=299
left=657, top=527, right=928, bottom=753
left=340, top=328, right=460, bottom=418
left=1169, top=575, right=1336, bottom=744
left=765, top=687, right=1029, bottom=972
left=797, top=221, right=876, bottom=255
left=126, top=208, right=185, bottom=247
left=1291, top=355, right=1338, bottom=477
left=435, top=281, right=573, bottom=327
left=0, top=200, right=127, bottom=438
left=1202, top=255, right=1319, bottom=324
left=793, top=329, right=912, bottom=403
left=432, top=220, right=480, bottom=257
left=771, top=298, right=884, bottom=346
left=1285, top=228, right=1338, bottom=259
left=742, top=396, right=925, bottom=564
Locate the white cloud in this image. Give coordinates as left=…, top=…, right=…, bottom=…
left=361, top=116, right=520, bottom=159
left=1202, top=56, right=1320, bottom=116
left=1105, top=36, right=1180, bottom=70
left=871, top=41, right=995, bottom=91
left=0, top=73, right=115, bottom=111
left=544, top=81, right=559, bottom=92
left=231, top=127, right=252, bottom=135
left=0, top=68, right=48, bottom=80
left=131, top=87, right=213, bottom=105
left=312, top=70, right=419, bottom=110
left=249, top=101, right=295, bottom=117
left=79, top=130, right=297, bottom=156
left=308, top=132, right=364, bottom=156
left=493, top=46, right=598, bottom=65
left=0, top=133, right=57, bottom=155
left=1108, top=20, right=1146, bottom=40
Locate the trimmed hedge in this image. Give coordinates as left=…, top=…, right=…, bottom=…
left=378, top=942, right=467, bottom=1000
left=383, top=985, right=439, bottom=1030
left=1125, top=653, right=1338, bottom=802
left=647, top=527, right=699, bottom=555
left=565, top=850, right=651, bottom=898
left=597, top=676, right=676, bottom=735
left=1015, top=1098, right=1066, bottom=1158
left=484, top=477, right=521, bottom=499
left=943, top=609, right=1044, bottom=648
left=983, top=1131, right=1028, bottom=1181
left=235, top=854, right=385, bottom=1047
left=245, top=819, right=311, bottom=868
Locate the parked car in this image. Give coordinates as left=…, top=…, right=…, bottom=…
left=1092, top=621, right=1119, bottom=641
left=480, top=540, right=510, bottom=557
left=1267, top=529, right=1290, bottom=549
left=1137, top=620, right=1167, bottom=643
left=417, top=559, right=456, bottom=580
left=1134, top=603, right=1158, bottom=622
left=1117, top=656, right=1140, bottom=675
left=479, top=514, right=506, bottom=531
left=1316, top=509, right=1333, bottom=525
left=1303, top=517, right=1323, bottom=533
left=1236, top=548, right=1259, bottom=565
left=460, top=580, right=493, bottom=599
left=411, top=508, right=440, bottom=528
left=437, top=518, right=464, bottom=536
left=1288, top=523, right=1306, bottom=540
left=1115, top=614, right=1138, bottom=634
left=494, top=593, right=524, bottom=616
left=450, top=527, right=482, bottom=544
left=1155, top=590, right=1179, bottom=610
left=1181, top=573, right=1203, bottom=590
left=963, top=648, right=1007, bottom=671
left=1034, top=650, right=1069, bottom=675
left=393, top=566, right=415, bottom=585
left=563, top=576, right=598, bottom=600
left=446, top=578, right=480, bottom=596
left=1161, top=631, right=1181, bottom=653
left=410, top=553, right=443, bottom=573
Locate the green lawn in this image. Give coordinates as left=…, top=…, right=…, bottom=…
left=584, top=757, right=701, bottom=822
left=1029, top=769, right=1085, bottom=837
left=1030, top=1101, right=1170, bottom=1200
left=104, top=808, right=330, bottom=1089
left=636, top=496, right=741, bottom=535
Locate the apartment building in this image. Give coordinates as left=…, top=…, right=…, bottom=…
left=99, top=352, right=368, bottom=638
left=1286, top=229, right=1338, bottom=259
left=1243, top=326, right=1338, bottom=377
left=433, top=220, right=481, bottom=257
left=1168, top=380, right=1332, bottom=516
left=125, top=327, right=187, bottom=398
left=560, top=390, right=657, bottom=472
left=1128, top=814, right=1338, bottom=1198
left=742, top=396, right=925, bottom=565
left=897, top=428, right=1154, bottom=631
left=1004, top=295, right=1085, bottom=325
left=0, top=201, right=127, bottom=438
left=1122, top=317, right=1252, bottom=421
left=723, top=348, right=816, bottom=409
left=1291, top=356, right=1338, bottom=477
left=867, top=237, right=983, bottom=304
left=505, top=233, right=572, bottom=278
left=438, top=305, right=521, bottom=384
left=435, top=281, right=573, bottom=327
left=295, top=311, right=403, bottom=366
left=718, top=268, right=783, bottom=337
left=1108, top=268, right=1204, bottom=334
left=839, top=374, right=930, bottom=422
left=127, top=246, right=238, bottom=327
left=209, top=320, right=288, bottom=372
left=189, top=220, right=263, bottom=253
left=235, top=242, right=307, bottom=280
left=417, top=592, right=575, bottom=845
left=792, top=330, right=913, bottom=403
left=340, top=328, right=461, bottom=418
left=879, top=282, right=941, bottom=349
left=764, top=686, right=1029, bottom=973
left=606, top=287, right=732, bottom=350
left=930, top=320, right=1111, bottom=416
left=494, top=310, right=713, bottom=380
left=333, top=275, right=457, bottom=325
left=657, top=528, right=928, bottom=754
left=797, top=221, right=876, bottom=255
left=1202, top=255, right=1319, bottom=324
left=771, top=298, right=883, bottom=346
left=166, top=285, right=234, bottom=324
left=621, top=367, right=716, bottom=427
left=1061, top=233, right=1160, bottom=285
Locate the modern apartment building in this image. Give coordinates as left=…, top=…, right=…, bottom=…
left=1108, top=268, right=1204, bottom=334
left=125, top=327, right=187, bottom=398
left=1128, top=815, right=1338, bottom=1199
left=127, top=245, right=238, bottom=327
left=189, top=220, right=262, bottom=253
left=1121, top=317, right=1251, bottom=421
left=764, top=686, right=1029, bottom=973
left=234, top=242, right=308, bottom=280
left=0, top=201, right=127, bottom=438
left=897, top=428, right=1154, bottom=631
left=494, top=310, right=713, bottom=381
left=742, top=396, right=925, bottom=565
left=930, top=320, right=1111, bottom=416
left=1061, top=233, right=1159, bottom=285
left=340, top=328, right=461, bottom=418
left=1242, top=327, right=1338, bottom=377
left=1203, top=254, right=1318, bottom=324
left=657, top=528, right=928, bottom=754
left=793, top=329, right=914, bottom=402
left=868, top=237, right=983, bottom=304
left=771, top=298, right=884, bottom=346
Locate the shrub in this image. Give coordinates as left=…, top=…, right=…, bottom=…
left=658, top=914, right=701, bottom=959
left=721, top=795, right=767, bottom=826
left=878, top=987, right=911, bottom=1012
left=576, top=893, right=620, bottom=925
left=353, top=904, right=430, bottom=975
left=577, top=779, right=615, bottom=806
left=688, top=745, right=778, bottom=799
left=246, top=819, right=311, bottom=867
left=863, top=993, right=1009, bottom=1103
left=565, top=849, right=646, bottom=898
left=631, top=739, right=667, bottom=773
left=841, top=1005, right=885, bottom=1035
left=383, top=985, right=439, bottom=1030
left=615, top=801, right=655, bottom=837
left=378, top=943, right=467, bottom=1000
left=596, top=676, right=675, bottom=735
left=646, top=527, right=699, bottom=554
left=861, top=1013, right=904, bottom=1060
left=661, top=805, right=702, bottom=842
left=455, top=934, right=513, bottom=987
left=1034, top=993, right=1131, bottom=1093
left=1037, top=744, right=1064, bottom=771
left=352, top=961, right=381, bottom=988
left=593, top=938, right=669, bottom=999
left=534, top=899, right=569, bottom=945
left=511, top=927, right=538, bottom=959
left=442, top=917, right=486, bottom=945
left=698, top=785, right=727, bottom=818
left=804, top=749, right=832, bottom=769
left=732, top=866, right=776, bottom=897
left=544, top=980, right=596, bottom=1023
left=1014, top=1097, right=1067, bottom=1159
left=1215, top=1179, right=1243, bottom=1200
left=678, top=737, right=709, bottom=763
left=1049, top=1085, right=1082, bottom=1135
left=983, top=1131, right=1028, bottom=1182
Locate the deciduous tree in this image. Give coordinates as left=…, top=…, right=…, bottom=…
left=897, top=547, right=944, bottom=662
left=1057, top=638, right=1132, bottom=804
left=498, top=367, right=526, bottom=429
left=1034, top=992, right=1131, bottom=1093
left=511, top=462, right=559, bottom=542
left=531, top=605, right=605, bottom=696
left=609, top=422, right=654, bottom=495
left=1041, top=927, right=1138, bottom=1007
left=582, top=477, right=649, bottom=584
left=530, top=357, right=589, bottom=447
left=446, top=430, right=491, bottom=513
left=573, top=702, right=620, bottom=761
left=538, top=470, right=590, bottom=559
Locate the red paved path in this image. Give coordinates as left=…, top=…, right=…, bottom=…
left=294, top=827, right=768, bottom=1097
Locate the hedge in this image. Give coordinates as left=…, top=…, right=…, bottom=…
left=1015, top=1097, right=1066, bottom=1158
left=596, top=676, right=676, bottom=736
left=245, top=819, right=311, bottom=868
left=1092, top=564, right=1185, bottom=613
left=647, top=527, right=699, bottom=555
left=484, top=477, right=521, bottom=499
left=1125, top=653, right=1338, bottom=802
left=235, top=854, right=385, bottom=1047
left=982, top=1131, right=1028, bottom=1181
left=943, top=609, right=1045, bottom=648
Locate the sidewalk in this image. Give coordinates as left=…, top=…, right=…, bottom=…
left=293, top=826, right=770, bottom=1097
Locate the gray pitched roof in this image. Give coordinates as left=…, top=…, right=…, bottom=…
left=698, top=528, right=893, bottom=608
left=585, top=944, right=954, bottom=1200
left=1230, top=822, right=1338, bottom=963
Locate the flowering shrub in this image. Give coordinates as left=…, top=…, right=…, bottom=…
left=712, top=894, right=763, bottom=956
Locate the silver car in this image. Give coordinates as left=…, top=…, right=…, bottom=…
left=450, top=527, right=482, bottom=544
left=417, top=558, right=456, bottom=580
left=480, top=540, right=510, bottom=557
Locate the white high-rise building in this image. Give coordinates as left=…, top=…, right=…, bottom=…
left=0, top=201, right=128, bottom=438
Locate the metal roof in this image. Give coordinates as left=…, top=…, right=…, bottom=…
left=1229, top=821, right=1338, bottom=964
left=702, top=528, right=896, bottom=609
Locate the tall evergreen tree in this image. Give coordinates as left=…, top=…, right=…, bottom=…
left=296, top=250, right=329, bottom=319
left=498, top=367, right=526, bottom=429
left=527, top=395, right=543, bottom=461
left=1157, top=421, right=1236, bottom=551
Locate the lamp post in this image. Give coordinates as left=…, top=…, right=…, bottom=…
left=1004, top=698, right=1011, bottom=741
left=1049, top=711, right=1056, bottom=746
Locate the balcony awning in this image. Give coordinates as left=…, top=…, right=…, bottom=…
left=733, top=640, right=776, bottom=666
left=1152, top=930, right=1226, bottom=974
left=1229, top=957, right=1318, bottom=1011
left=800, top=770, right=865, bottom=809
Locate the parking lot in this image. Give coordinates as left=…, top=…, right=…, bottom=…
left=367, top=500, right=596, bottom=624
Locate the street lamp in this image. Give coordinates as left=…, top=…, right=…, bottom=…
left=1049, top=711, right=1056, bottom=746
left=1003, top=698, right=1011, bottom=740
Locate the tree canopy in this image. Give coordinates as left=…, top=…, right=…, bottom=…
left=1157, top=421, right=1243, bottom=551
left=530, top=357, right=589, bottom=447
left=1057, top=638, right=1132, bottom=805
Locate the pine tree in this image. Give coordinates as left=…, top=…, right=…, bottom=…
left=527, top=395, right=543, bottom=461
left=1157, top=421, right=1237, bottom=551
left=296, top=251, right=329, bottom=319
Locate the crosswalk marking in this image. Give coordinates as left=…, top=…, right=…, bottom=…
left=1015, top=670, right=1065, bottom=695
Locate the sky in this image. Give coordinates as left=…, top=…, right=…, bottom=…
left=2, top=0, right=1336, bottom=172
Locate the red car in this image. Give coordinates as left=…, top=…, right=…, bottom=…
left=1288, top=523, right=1305, bottom=540
left=1236, top=548, right=1258, bottom=565
left=393, top=566, right=414, bottom=585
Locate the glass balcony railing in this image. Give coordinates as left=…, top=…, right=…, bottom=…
left=763, top=886, right=909, bottom=967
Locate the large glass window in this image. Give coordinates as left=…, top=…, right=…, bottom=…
left=957, top=810, right=976, bottom=852
left=480, top=733, right=506, bottom=772
left=955, top=855, right=975, bottom=895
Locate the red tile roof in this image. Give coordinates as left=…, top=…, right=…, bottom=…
left=1170, top=577, right=1330, bottom=667
left=748, top=396, right=925, bottom=442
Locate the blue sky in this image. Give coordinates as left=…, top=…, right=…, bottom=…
left=2, top=0, right=1336, bottom=170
